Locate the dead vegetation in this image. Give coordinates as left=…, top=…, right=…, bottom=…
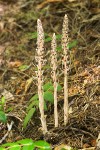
left=0, top=0, right=100, bottom=149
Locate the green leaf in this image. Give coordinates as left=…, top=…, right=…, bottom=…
left=1, top=139, right=35, bottom=150
left=44, top=91, right=54, bottom=103
left=56, top=34, right=61, bottom=40
left=30, top=32, right=37, bottom=39
left=6, top=107, right=13, bottom=113
left=57, top=40, right=78, bottom=52
left=45, top=37, right=52, bottom=42
left=23, top=108, right=36, bottom=129
left=0, top=139, right=51, bottom=150
left=2, top=143, right=21, bottom=150
left=43, top=83, right=62, bottom=92
left=17, top=139, right=35, bottom=150
left=29, top=32, right=49, bottom=40
left=0, top=147, right=5, bottom=150
left=56, top=46, right=62, bottom=51
left=8, top=143, right=20, bottom=150
left=57, top=84, right=62, bottom=91
left=34, top=140, right=51, bottom=150
left=43, top=65, right=50, bottom=69
left=48, top=84, right=62, bottom=92
left=28, top=99, right=47, bottom=111
left=30, top=94, right=38, bottom=102
left=44, top=101, right=47, bottom=111
left=0, top=111, right=7, bottom=123
left=0, top=105, right=3, bottom=111
left=68, top=40, right=78, bottom=49
left=27, top=100, right=39, bottom=111
left=1, top=96, right=5, bottom=105
left=43, top=82, right=52, bottom=91
left=19, top=65, right=29, bottom=71
left=44, top=33, right=49, bottom=37
left=45, top=34, right=61, bottom=43
left=48, top=86, right=54, bottom=91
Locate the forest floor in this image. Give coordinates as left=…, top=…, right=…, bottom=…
left=0, top=0, right=100, bottom=149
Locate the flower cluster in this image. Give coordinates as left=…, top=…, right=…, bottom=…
left=35, top=19, right=47, bottom=134
left=51, top=33, right=58, bottom=127
left=62, top=14, right=69, bottom=125
left=35, top=14, right=70, bottom=133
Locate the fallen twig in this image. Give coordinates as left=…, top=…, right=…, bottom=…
left=0, top=121, right=14, bottom=144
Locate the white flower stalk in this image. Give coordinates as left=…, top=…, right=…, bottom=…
left=51, top=33, right=58, bottom=127
left=62, top=14, right=69, bottom=125
left=35, top=19, right=47, bottom=134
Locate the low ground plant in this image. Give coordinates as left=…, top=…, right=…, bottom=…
left=0, top=96, right=7, bottom=123
left=23, top=82, right=62, bottom=129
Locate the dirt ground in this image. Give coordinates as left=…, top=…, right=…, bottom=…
left=0, top=0, right=100, bottom=149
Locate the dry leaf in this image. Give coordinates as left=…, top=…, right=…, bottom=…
left=37, top=0, right=63, bottom=9
left=83, top=143, right=91, bottom=148
left=16, top=89, right=22, bottom=95
left=79, top=147, right=95, bottom=150
left=0, top=46, right=5, bottom=55
left=0, top=57, right=5, bottom=67
left=0, top=4, right=6, bottom=16
left=96, top=133, right=100, bottom=149
left=8, top=60, right=22, bottom=68
left=54, top=144, right=72, bottom=150
left=69, top=85, right=84, bottom=96
left=90, top=139, right=96, bottom=147
left=91, top=100, right=100, bottom=105
left=68, top=0, right=77, bottom=2
left=0, top=21, right=4, bottom=31
left=1, top=89, right=14, bottom=100
left=69, top=107, right=73, bottom=114
left=25, top=78, right=33, bottom=93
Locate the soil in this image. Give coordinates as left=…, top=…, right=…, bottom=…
left=0, top=0, right=100, bottom=149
